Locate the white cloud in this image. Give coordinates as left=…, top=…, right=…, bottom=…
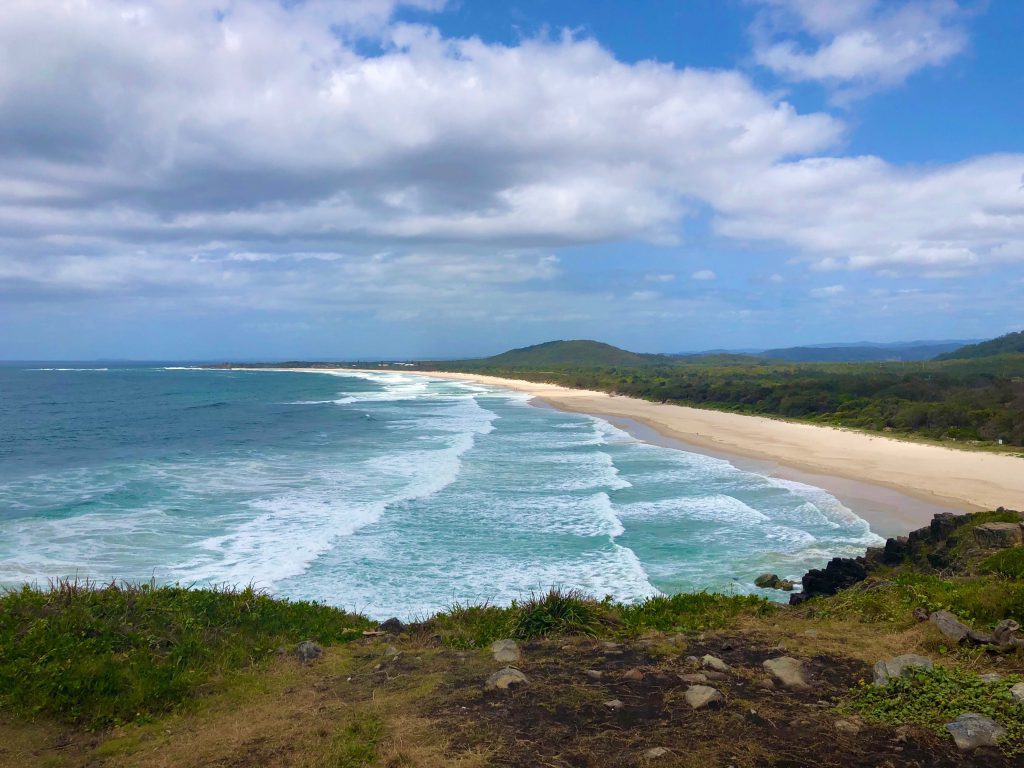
left=809, top=284, right=845, bottom=298
left=691, top=269, right=717, bottom=281
left=752, top=0, right=969, bottom=99
left=711, top=153, right=1024, bottom=276
left=0, top=0, right=1019, bottom=328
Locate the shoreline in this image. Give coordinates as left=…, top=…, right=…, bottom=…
left=344, top=369, right=1024, bottom=522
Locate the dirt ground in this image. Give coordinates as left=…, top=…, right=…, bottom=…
left=1, top=626, right=1019, bottom=768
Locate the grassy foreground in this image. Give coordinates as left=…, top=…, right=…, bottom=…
left=2, top=515, right=1024, bottom=767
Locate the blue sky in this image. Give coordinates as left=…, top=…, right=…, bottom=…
left=0, top=0, right=1021, bottom=359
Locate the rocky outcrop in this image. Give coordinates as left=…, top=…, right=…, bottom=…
left=789, top=556, right=867, bottom=604
left=974, top=522, right=1023, bottom=548
left=928, top=610, right=972, bottom=643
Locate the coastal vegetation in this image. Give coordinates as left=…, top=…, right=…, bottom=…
left=424, top=334, right=1024, bottom=447
left=3, top=509, right=1024, bottom=766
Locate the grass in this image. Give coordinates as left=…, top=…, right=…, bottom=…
left=423, top=588, right=772, bottom=648
left=322, top=713, right=384, bottom=768
left=846, top=666, right=1024, bottom=754
left=806, top=571, right=1024, bottom=629
left=0, top=579, right=371, bottom=728
left=982, top=549, right=1024, bottom=580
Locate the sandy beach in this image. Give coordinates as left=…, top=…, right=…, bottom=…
left=372, top=370, right=1024, bottom=525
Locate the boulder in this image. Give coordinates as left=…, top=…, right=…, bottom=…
left=604, top=698, right=624, bottom=710
left=701, top=654, right=730, bottom=673
left=762, top=657, right=809, bottom=689
left=754, top=573, right=779, bottom=588
left=1011, top=682, right=1024, bottom=704
left=295, top=640, right=323, bottom=664
left=585, top=669, right=603, bottom=680
left=684, top=685, right=724, bottom=710
left=973, top=522, right=1023, bottom=548
left=928, top=610, right=972, bottom=643
left=872, top=654, right=932, bottom=685
left=944, top=713, right=1006, bottom=751
left=490, top=639, right=521, bottom=664
left=622, top=667, right=645, bottom=682
left=379, top=617, right=406, bottom=634
left=485, top=667, right=529, bottom=690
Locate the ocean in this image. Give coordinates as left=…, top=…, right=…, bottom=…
left=0, top=366, right=883, bottom=619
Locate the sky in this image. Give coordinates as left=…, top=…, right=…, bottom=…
left=1, top=0, right=1022, bottom=360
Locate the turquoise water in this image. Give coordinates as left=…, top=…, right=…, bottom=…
left=0, top=366, right=882, bottom=618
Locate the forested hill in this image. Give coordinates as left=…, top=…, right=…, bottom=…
left=936, top=331, right=1024, bottom=360
left=467, top=340, right=666, bottom=367
left=430, top=336, right=1024, bottom=447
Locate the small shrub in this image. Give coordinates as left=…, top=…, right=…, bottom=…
left=846, top=666, right=1024, bottom=754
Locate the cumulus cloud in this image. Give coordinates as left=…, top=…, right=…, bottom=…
left=691, top=269, right=717, bottom=281
left=751, top=0, right=970, bottom=99
left=711, top=154, right=1024, bottom=276
left=0, top=0, right=1019, bottom=330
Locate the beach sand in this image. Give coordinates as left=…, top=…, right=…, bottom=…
left=374, top=370, right=1024, bottom=533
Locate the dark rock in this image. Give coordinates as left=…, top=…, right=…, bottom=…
left=755, top=573, right=780, bottom=588
left=296, top=640, right=323, bottom=664
left=799, top=557, right=868, bottom=600
left=379, top=617, right=406, bottom=634
left=882, top=536, right=910, bottom=564
left=930, top=512, right=958, bottom=541
left=912, top=607, right=929, bottom=622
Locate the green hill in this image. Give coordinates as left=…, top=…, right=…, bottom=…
left=474, top=339, right=663, bottom=367
left=937, top=331, right=1024, bottom=360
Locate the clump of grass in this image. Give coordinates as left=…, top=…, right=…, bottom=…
left=810, top=572, right=1024, bottom=629
left=508, top=589, right=613, bottom=639
left=845, top=666, right=1024, bottom=754
left=0, top=579, right=371, bottom=728
left=322, top=713, right=384, bottom=768
left=981, top=548, right=1024, bottom=580
left=425, top=588, right=772, bottom=648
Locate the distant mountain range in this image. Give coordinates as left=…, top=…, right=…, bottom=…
left=755, top=341, right=973, bottom=363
